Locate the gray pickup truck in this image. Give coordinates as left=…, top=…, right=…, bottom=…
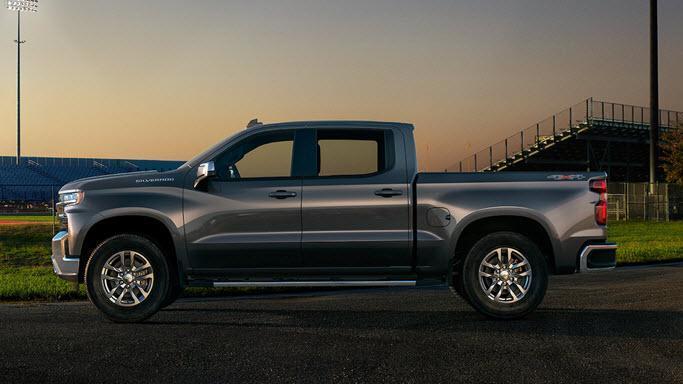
left=52, top=121, right=616, bottom=322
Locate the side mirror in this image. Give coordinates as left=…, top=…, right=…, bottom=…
left=193, top=161, right=216, bottom=189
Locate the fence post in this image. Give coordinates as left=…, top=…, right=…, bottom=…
left=552, top=115, right=556, bottom=141
left=665, top=184, right=669, bottom=222
left=601, top=102, right=605, bottom=119
left=51, top=185, right=55, bottom=236
left=520, top=131, right=524, bottom=158
left=459, top=161, right=462, bottom=173
left=474, top=154, right=477, bottom=172
left=569, top=107, right=572, bottom=128
left=505, top=139, right=508, bottom=160
left=643, top=183, right=648, bottom=220
left=536, top=124, right=540, bottom=146
left=489, top=147, right=493, bottom=169
left=624, top=183, right=631, bottom=220
left=586, top=98, right=590, bottom=122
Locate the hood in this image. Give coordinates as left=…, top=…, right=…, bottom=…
left=59, top=170, right=175, bottom=192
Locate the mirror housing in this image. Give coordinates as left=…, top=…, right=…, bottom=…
left=193, top=161, right=216, bottom=189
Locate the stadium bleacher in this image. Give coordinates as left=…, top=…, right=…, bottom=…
left=0, top=156, right=183, bottom=202
left=452, top=98, right=682, bottom=182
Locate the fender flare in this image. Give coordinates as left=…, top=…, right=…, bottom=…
left=448, top=206, right=561, bottom=263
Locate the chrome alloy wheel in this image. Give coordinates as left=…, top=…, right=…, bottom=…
left=100, top=251, right=154, bottom=307
left=478, top=247, right=532, bottom=304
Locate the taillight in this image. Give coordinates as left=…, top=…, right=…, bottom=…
left=590, top=179, right=608, bottom=225
left=590, top=179, right=607, bottom=194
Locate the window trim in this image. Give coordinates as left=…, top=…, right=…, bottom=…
left=301, top=128, right=396, bottom=180
left=210, top=129, right=300, bottom=182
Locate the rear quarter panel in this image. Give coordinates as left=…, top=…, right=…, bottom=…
left=415, top=172, right=606, bottom=277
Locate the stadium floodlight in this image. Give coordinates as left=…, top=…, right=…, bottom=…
left=7, top=0, right=38, bottom=12
left=7, top=0, right=37, bottom=165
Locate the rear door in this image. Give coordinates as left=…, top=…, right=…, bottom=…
left=300, top=127, right=412, bottom=274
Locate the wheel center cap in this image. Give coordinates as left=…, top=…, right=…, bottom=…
left=123, top=273, right=134, bottom=284
left=500, top=270, right=510, bottom=281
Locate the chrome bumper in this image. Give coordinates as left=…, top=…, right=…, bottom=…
left=51, top=230, right=79, bottom=282
left=578, top=243, right=617, bottom=272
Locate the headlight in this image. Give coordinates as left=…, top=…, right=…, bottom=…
left=58, top=190, right=84, bottom=206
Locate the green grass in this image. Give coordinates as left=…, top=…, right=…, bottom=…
left=0, top=224, right=54, bottom=268
left=607, top=221, right=683, bottom=264
left=0, top=267, right=85, bottom=301
left=0, top=221, right=681, bottom=301
left=0, top=215, right=55, bottom=223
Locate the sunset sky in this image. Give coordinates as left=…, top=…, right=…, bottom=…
left=1, top=0, right=682, bottom=170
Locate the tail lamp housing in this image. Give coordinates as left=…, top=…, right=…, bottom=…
left=590, top=179, right=607, bottom=225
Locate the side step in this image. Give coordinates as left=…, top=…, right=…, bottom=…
left=211, top=280, right=417, bottom=288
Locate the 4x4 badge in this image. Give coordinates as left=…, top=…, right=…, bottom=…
left=547, top=174, right=586, bottom=181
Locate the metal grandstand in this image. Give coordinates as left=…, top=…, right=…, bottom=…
left=451, top=98, right=682, bottom=182
left=0, top=156, right=183, bottom=202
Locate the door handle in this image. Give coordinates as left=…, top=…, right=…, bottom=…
left=269, top=190, right=297, bottom=199
left=374, top=188, right=403, bottom=198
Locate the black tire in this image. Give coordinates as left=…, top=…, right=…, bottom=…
left=460, top=232, right=548, bottom=319
left=449, top=260, right=471, bottom=304
left=161, top=281, right=183, bottom=309
left=84, top=234, right=169, bottom=323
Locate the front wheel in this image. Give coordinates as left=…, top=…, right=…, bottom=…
left=84, top=234, right=169, bottom=323
left=460, top=232, right=548, bottom=319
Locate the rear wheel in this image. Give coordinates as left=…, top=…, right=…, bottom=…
left=459, top=232, right=548, bottom=319
left=84, top=234, right=169, bottom=323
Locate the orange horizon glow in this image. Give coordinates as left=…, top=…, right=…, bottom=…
left=1, top=0, right=682, bottom=171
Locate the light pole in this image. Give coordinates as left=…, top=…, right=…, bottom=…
left=649, top=0, right=659, bottom=193
left=6, top=0, right=38, bottom=165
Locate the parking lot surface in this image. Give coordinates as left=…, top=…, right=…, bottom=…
left=1, top=263, right=681, bottom=383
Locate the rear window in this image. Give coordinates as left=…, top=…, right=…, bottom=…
left=315, top=129, right=392, bottom=177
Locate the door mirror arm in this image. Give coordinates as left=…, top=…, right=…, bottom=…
left=194, top=161, right=216, bottom=189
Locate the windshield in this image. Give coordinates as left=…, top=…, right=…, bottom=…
left=180, top=130, right=246, bottom=169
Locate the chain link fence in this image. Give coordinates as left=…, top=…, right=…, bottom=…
left=608, top=183, right=683, bottom=221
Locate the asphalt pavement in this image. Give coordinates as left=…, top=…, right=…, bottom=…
left=1, top=263, right=682, bottom=383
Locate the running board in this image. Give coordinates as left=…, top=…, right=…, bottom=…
left=212, top=280, right=417, bottom=288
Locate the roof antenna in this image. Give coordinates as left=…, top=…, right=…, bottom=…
left=246, top=118, right=262, bottom=129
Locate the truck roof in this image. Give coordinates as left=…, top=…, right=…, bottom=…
left=248, top=120, right=414, bottom=131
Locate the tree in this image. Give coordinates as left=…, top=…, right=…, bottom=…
left=660, top=124, right=683, bottom=184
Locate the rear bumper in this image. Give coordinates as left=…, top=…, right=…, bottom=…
left=51, top=230, right=80, bottom=282
left=578, top=243, right=617, bottom=272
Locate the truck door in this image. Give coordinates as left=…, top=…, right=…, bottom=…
left=301, top=127, right=412, bottom=274
left=183, top=129, right=303, bottom=272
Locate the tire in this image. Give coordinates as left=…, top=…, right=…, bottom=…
left=449, top=260, right=471, bottom=304
left=459, top=231, right=548, bottom=319
left=161, top=281, right=183, bottom=309
left=84, top=234, right=170, bottom=323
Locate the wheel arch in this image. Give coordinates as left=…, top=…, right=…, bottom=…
left=450, top=211, right=558, bottom=275
left=77, top=214, right=184, bottom=287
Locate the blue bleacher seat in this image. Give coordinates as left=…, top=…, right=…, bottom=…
left=0, top=157, right=183, bottom=202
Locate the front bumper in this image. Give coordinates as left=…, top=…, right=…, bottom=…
left=578, top=243, right=617, bottom=272
left=51, top=230, right=80, bottom=282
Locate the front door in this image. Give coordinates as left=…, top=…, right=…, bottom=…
left=184, top=130, right=302, bottom=273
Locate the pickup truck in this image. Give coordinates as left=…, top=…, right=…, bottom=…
left=52, top=121, right=616, bottom=322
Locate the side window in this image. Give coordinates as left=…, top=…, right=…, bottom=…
left=215, top=131, right=294, bottom=179
left=316, top=129, right=391, bottom=177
